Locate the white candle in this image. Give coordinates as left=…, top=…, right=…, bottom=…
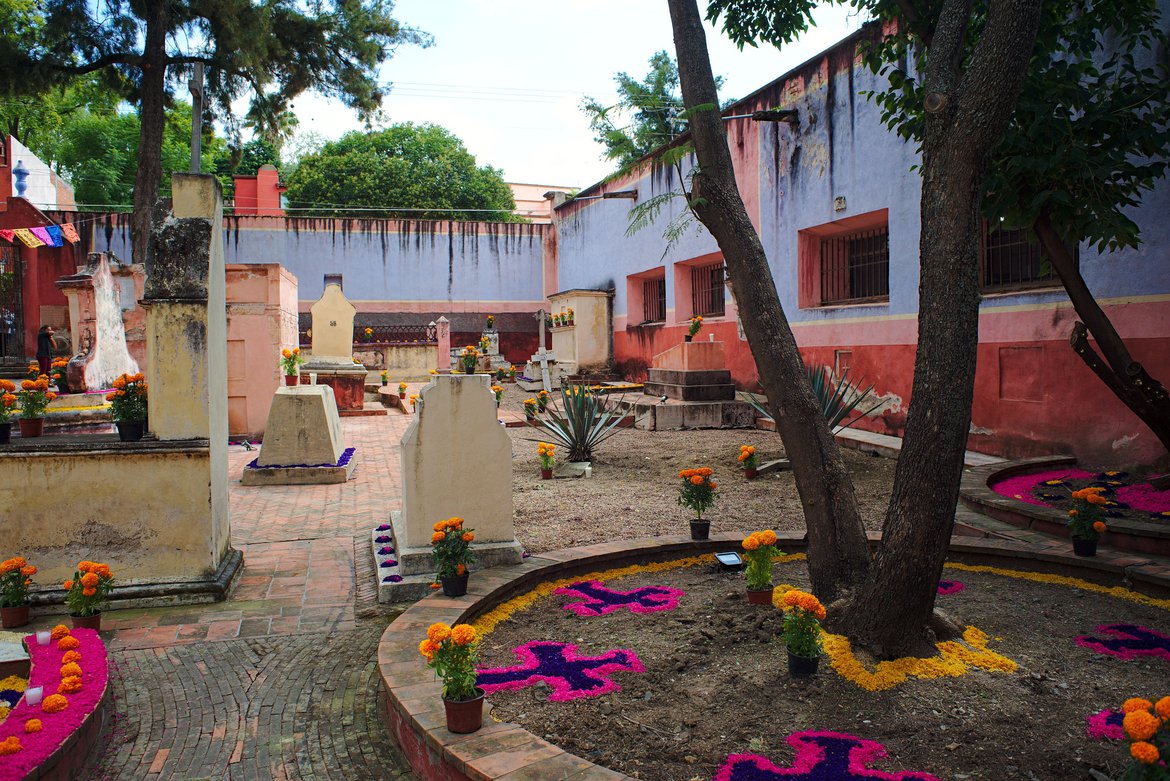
left=24, top=686, right=43, bottom=707
left=309, top=372, right=317, bottom=385
left=35, top=631, right=50, bottom=646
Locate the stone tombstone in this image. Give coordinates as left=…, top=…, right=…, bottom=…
left=310, top=283, right=356, bottom=361
left=256, top=385, right=345, bottom=467
left=55, top=253, right=140, bottom=391
left=391, top=373, right=521, bottom=576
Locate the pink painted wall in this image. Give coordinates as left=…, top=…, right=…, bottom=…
left=225, top=263, right=299, bottom=438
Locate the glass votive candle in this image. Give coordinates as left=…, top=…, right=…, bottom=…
left=35, top=631, right=51, bottom=646
left=24, top=686, right=43, bottom=707
left=309, top=372, right=317, bottom=385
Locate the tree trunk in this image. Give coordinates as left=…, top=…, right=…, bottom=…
left=1033, top=211, right=1170, bottom=455
left=838, top=0, right=1043, bottom=657
left=132, top=0, right=169, bottom=264
left=666, top=0, right=871, bottom=601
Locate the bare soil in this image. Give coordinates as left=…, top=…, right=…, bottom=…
left=479, top=559, right=1168, bottom=781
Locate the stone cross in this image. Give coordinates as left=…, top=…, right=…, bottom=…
left=531, top=308, right=553, bottom=391
left=534, top=308, right=547, bottom=347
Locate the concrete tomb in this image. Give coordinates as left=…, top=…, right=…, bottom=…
left=302, top=283, right=367, bottom=411
left=241, top=385, right=356, bottom=485
left=380, top=373, right=522, bottom=601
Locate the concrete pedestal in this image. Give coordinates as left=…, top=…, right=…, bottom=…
left=302, top=360, right=367, bottom=411
left=241, top=385, right=358, bottom=485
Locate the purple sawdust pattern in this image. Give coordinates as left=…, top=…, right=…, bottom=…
left=554, top=580, right=685, bottom=617
left=936, top=580, right=965, bottom=596
left=476, top=641, right=644, bottom=701
left=1075, top=624, right=1170, bottom=662
left=713, top=731, right=939, bottom=781
left=1086, top=709, right=1125, bottom=740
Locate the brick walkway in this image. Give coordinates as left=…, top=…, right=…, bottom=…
left=80, top=411, right=417, bottom=780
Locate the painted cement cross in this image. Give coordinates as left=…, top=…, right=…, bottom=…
left=1075, top=624, right=1170, bottom=662
left=714, top=731, right=939, bottom=781
left=476, top=641, right=644, bottom=701
left=555, top=580, right=684, bottom=617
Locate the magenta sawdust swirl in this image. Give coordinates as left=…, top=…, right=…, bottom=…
left=476, top=641, right=643, bottom=701
left=713, top=731, right=939, bottom=780
left=1075, top=624, right=1170, bottom=662
left=936, top=580, right=965, bottom=595
left=554, top=580, right=685, bottom=617
left=1086, top=709, right=1125, bottom=740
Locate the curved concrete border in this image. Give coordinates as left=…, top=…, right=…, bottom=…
left=378, top=531, right=1170, bottom=781
left=960, top=456, right=1170, bottom=556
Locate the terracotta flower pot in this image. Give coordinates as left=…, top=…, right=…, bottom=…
left=18, top=418, right=44, bottom=438
left=444, top=688, right=485, bottom=734
left=71, top=612, right=102, bottom=631
left=441, top=573, right=469, bottom=597
left=744, top=467, right=759, bottom=479
left=540, top=468, right=553, bottom=480
left=690, top=520, right=710, bottom=541
left=746, top=586, right=774, bottom=606
left=116, top=420, right=146, bottom=442
left=284, top=374, right=299, bottom=386
left=1, top=605, right=30, bottom=629
left=787, top=649, right=819, bottom=678
left=684, top=334, right=693, bottom=343
left=1072, top=537, right=1098, bottom=557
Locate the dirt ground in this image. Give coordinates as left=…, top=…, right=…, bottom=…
left=498, top=383, right=897, bottom=554
left=479, top=559, right=1169, bottom=781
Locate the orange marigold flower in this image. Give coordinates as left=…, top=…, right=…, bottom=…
left=709, top=481, right=718, bottom=489
left=1155, top=696, right=1170, bottom=720
left=1068, top=509, right=1078, bottom=517
left=461, top=532, right=474, bottom=542
left=1086, top=494, right=1108, bottom=505
left=1092, top=521, right=1107, bottom=533
left=743, top=535, right=760, bottom=551
left=82, top=587, right=97, bottom=597
left=760, top=530, right=777, bottom=546
left=1124, top=709, right=1161, bottom=741
left=738, top=453, right=748, bottom=462
left=433, top=521, right=446, bottom=532
left=690, top=475, right=703, bottom=485
left=451, top=624, right=477, bottom=646
left=41, top=694, right=68, bottom=713
left=427, top=623, right=451, bottom=643
left=21, top=380, right=34, bottom=390
left=418, top=639, right=440, bottom=661
left=1131, top=741, right=1160, bottom=764
left=57, top=636, right=79, bottom=651
left=455, top=563, right=466, bottom=575
left=60, top=662, right=83, bottom=678
left=77, top=561, right=94, bottom=573
left=429, top=582, right=441, bottom=589
left=80, top=572, right=99, bottom=588
left=431, top=531, right=445, bottom=544
left=19, top=565, right=35, bottom=577
left=24, top=719, right=41, bottom=733
left=57, top=676, right=83, bottom=695
left=93, top=564, right=111, bottom=579
left=0, top=736, right=21, bottom=755
left=62, top=580, right=73, bottom=591
left=61, top=651, right=82, bottom=665
left=699, top=467, right=713, bottom=476
left=50, top=624, right=70, bottom=641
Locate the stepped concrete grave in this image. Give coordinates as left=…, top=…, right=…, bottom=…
left=241, top=385, right=356, bottom=485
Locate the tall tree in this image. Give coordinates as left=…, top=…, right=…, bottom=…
left=283, top=123, right=519, bottom=222
left=3, top=0, right=428, bottom=260
left=668, top=0, right=1043, bottom=656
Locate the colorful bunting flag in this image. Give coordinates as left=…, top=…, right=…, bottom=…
left=46, top=225, right=64, bottom=246
left=13, top=229, right=43, bottom=248
left=60, top=223, right=80, bottom=243
left=0, top=229, right=13, bottom=244
left=30, top=226, right=56, bottom=247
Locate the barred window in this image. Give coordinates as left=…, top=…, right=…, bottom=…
left=819, top=227, right=889, bottom=304
left=643, top=277, right=666, bottom=323
left=691, top=263, right=726, bottom=317
left=983, top=225, right=1072, bottom=291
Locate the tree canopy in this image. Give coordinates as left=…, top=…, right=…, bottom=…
left=283, top=123, right=519, bottom=222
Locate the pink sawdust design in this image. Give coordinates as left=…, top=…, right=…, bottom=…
left=1115, top=483, right=1170, bottom=514
left=554, top=580, right=685, bottom=616
left=989, top=469, right=1095, bottom=507
left=1086, top=709, right=1125, bottom=740
left=476, top=641, right=644, bottom=702
left=712, top=731, right=939, bottom=780
left=0, top=629, right=108, bottom=781
left=1075, top=624, right=1170, bottom=662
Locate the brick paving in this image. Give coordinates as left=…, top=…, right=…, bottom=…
left=79, top=411, right=418, bottom=780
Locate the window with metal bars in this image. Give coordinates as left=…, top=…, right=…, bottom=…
left=690, top=263, right=726, bottom=317
left=819, top=227, right=889, bottom=304
left=982, top=224, right=1073, bottom=291
left=642, top=277, right=666, bottom=323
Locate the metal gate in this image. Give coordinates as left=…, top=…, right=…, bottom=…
left=0, top=244, right=23, bottom=363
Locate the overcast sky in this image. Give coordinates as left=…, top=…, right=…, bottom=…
left=287, top=1, right=866, bottom=190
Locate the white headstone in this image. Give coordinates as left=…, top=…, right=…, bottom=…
left=256, top=385, right=345, bottom=467
left=309, top=284, right=356, bottom=361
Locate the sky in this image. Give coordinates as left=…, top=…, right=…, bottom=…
left=287, top=1, right=867, bottom=190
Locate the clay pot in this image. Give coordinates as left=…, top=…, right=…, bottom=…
left=444, top=688, right=485, bottom=734
left=441, top=573, right=469, bottom=597
left=1, top=605, right=30, bottom=629
left=684, top=334, right=693, bottom=343
left=0, top=422, right=10, bottom=445
left=787, top=649, right=819, bottom=678
left=540, top=468, right=553, bottom=480
left=71, top=612, right=102, bottom=631
left=690, top=520, right=710, bottom=541
left=18, top=418, right=43, bottom=438
left=116, top=420, right=146, bottom=442
left=1072, top=538, right=1098, bottom=557
left=746, top=586, right=774, bottom=606
left=284, top=374, right=299, bottom=386
left=744, top=468, right=759, bottom=480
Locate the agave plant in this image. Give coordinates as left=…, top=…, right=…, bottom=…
left=745, top=364, right=883, bottom=433
left=526, top=383, right=627, bottom=462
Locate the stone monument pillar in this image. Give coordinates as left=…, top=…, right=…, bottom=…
left=435, top=316, right=450, bottom=373
left=302, top=283, right=368, bottom=411
left=380, top=373, right=522, bottom=601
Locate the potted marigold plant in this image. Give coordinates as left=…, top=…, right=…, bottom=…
left=781, top=589, right=825, bottom=677
left=478, top=335, right=491, bottom=355
left=380, top=370, right=389, bottom=387
left=486, top=314, right=495, bottom=330
left=107, top=373, right=148, bottom=441
left=742, top=531, right=781, bottom=605
left=685, top=315, right=703, bottom=342
left=523, top=398, right=538, bottom=421
left=409, top=394, right=419, bottom=412
left=491, top=384, right=504, bottom=406
left=50, top=358, right=69, bottom=393
left=64, top=561, right=114, bottom=630
left=536, top=389, right=551, bottom=412
left=1118, top=696, right=1170, bottom=779
left=1068, top=486, right=1109, bottom=557
left=363, top=326, right=374, bottom=342
left=460, top=346, right=479, bottom=374
left=537, top=441, right=556, bottom=479
left=398, top=381, right=408, bottom=399
left=495, top=366, right=507, bottom=381
left=566, top=307, right=574, bottom=326
left=432, top=517, right=475, bottom=596
left=678, top=467, right=717, bottom=540
left=739, top=444, right=759, bottom=479
left=280, top=347, right=305, bottom=385
left=16, top=375, right=56, bottom=438
left=507, top=364, right=516, bottom=382
left=0, top=379, right=17, bottom=444
left=420, top=622, right=483, bottom=733
left=0, top=557, right=37, bottom=628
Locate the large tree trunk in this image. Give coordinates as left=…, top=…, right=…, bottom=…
left=838, top=0, right=1043, bottom=657
left=666, top=0, right=871, bottom=601
left=1033, top=211, right=1170, bottom=455
left=132, top=0, right=169, bottom=264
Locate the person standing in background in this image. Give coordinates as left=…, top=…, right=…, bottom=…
left=36, top=325, right=55, bottom=375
